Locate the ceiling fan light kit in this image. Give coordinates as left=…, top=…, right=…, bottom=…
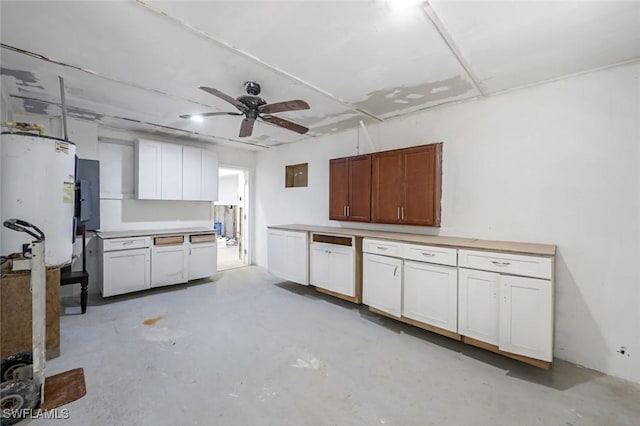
left=179, top=81, right=310, bottom=138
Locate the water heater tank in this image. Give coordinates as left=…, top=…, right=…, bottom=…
left=1, top=132, right=77, bottom=267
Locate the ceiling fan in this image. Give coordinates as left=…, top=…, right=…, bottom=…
left=180, top=82, right=310, bottom=138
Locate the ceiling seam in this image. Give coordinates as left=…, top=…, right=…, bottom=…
left=133, top=0, right=384, bottom=123
left=422, top=4, right=487, bottom=96
left=8, top=94, right=269, bottom=149
left=1, top=43, right=234, bottom=111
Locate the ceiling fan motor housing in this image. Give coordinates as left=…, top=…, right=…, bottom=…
left=244, top=81, right=261, bottom=95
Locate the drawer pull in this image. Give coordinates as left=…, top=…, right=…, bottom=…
left=421, top=252, right=435, bottom=257
left=377, top=246, right=389, bottom=251
left=491, top=261, right=511, bottom=267
left=122, top=241, right=133, bottom=246
left=393, top=265, right=398, bottom=276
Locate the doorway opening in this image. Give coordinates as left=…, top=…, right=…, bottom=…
left=215, top=167, right=249, bottom=271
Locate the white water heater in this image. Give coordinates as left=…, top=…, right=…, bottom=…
left=1, top=132, right=77, bottom=266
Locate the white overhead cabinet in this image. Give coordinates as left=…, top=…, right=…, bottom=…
left=267, top=229, right=309, bottom=285
left=136, top=139, right=218, bottom=201
left=161, top=143, right=183, bottom=200
left=182, top=146, right=202, bottom=201
left=183, top=147, right=219, bottom=201
left=135, top=140, right=162, bottom=200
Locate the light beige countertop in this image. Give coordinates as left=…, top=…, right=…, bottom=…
left=268, top=224, right=556, bottom=256
left=97, top=227, right=215, bottom=239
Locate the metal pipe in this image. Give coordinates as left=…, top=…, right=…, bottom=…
left=58, top=76, right=69, bottom=141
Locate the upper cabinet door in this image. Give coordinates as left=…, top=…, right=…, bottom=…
left=136, top=139, right=162, bottom=200
left=347, top=155, right=372, bottom=222
left=161, top=143, right=183, bottom=200
left=182, top=146, right=202, bottom=201
left=371, top=150, right=403, bottom=223
left=403, top=143, right=442, bottom=226
left=201, top=150, right=219, bottom=202
left=329, top=158, right=349, bottom=220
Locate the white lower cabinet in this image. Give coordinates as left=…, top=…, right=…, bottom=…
left=309, top=241, right=355, bottom=297
left=403, top=260, right=458, bottom=332
left=102, top=247, right=151, bottom=297
left=458, top=268, right=500, bottom=345
left=188, top=242, right=217, bottom=280
left=458, top=249, right=554, bottom=362
left=100, top=232, right=217, bottom=296
left=499, top=275, right=553, bottom=361
left=363, top=253, right=402, bottom=317
left=267, top=229, right=309, bottom=284
left=151, top=244, right=188, bottom=287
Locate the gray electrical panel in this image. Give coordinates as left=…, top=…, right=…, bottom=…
left=77, top=159, right=100, bottom=231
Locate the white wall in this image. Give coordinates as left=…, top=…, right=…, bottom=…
left=254, top=62, right=640, bottom=383
left=215, top=174, right=240, bottom=206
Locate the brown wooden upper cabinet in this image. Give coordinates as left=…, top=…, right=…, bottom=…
left=329, top=155, right=372, bottom=222
left=372, top=143, right=442, bottom=226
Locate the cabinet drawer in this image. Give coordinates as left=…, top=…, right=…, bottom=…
left=189, top=233, right=215, bottom=243
left=154, top=235, right=185, bottom=246
left=363, top=239, right=403, bottom=257
left=403, top=244, right=457, bottom=266
left=103, top=237, right=150, bottom=252
left=458, top=250, right=552, bottom=280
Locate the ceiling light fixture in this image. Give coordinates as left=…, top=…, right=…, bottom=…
left=190, top=115, right=203, bottom=123
left=385, top=0, right=425, bottom=11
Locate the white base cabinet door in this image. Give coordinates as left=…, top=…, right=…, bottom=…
left=458, top=268, right=500, bottom=345
left=499, top=275, right=553, bottom=361
left=310, top=242, right=355, bottom=297
left=284, top=231, right=309, bottom=284
left=188, top=243, right=217, bottom=281
left=403, top=260, right=458, bottom=332
left=363, top=253, right=402, bottom=317
left=310, top=243, right=331, bottom=290
left=268, top=229, right=309, bottom=285
left=151, top=245, right=188, bottom=287
left=102, top=248, right=151, bottom=297
left=267, top=230, right=286, bottom=279
left=329, top=245, right=356, bottom=297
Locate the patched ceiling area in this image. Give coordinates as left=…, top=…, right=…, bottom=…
left=1, top=1, right=638, bottom=150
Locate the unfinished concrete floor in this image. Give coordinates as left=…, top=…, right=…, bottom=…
left=43, top=266, right=640, bottom=425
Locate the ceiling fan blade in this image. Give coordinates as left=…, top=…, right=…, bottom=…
left=179, top=112, right=243, bottom=119
left=260, top=114, right=309, bottom=135
left=200, top=86, right=247, bottom=110
left=258, top=100, right=310, bottom=114
left=239, top=118, right=255, bottom=137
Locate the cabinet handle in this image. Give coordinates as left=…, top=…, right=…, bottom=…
left=347, top=206, right=350, bottom=216
left=122, top=241, right=133, bottom=246
left=401, top=207, right=405, bottom=220
left=393, top=265, right=398, bottom=276
left=421, top=252, right=436, bottom=257
left=377, top=246, right=389, bottom=251
left=397, top=207, right=400, bottom=219
left=491, top=261, right=511, bottom=267
left=343, top=206, right=346, bottom=216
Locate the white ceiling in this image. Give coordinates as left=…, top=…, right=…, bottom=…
left=1, top=1, right=638, bottom=150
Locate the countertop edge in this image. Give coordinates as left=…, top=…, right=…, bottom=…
left=97, top=228, right=216, bottom=239
left=267, top=224, right=557, bottom=257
